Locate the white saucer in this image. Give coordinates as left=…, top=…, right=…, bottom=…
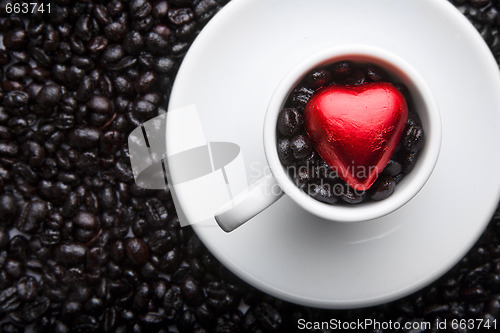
left=167, top=0, right=500, bottom=308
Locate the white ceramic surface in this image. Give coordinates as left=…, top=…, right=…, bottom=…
left=167, top=0, right=500, bottom=308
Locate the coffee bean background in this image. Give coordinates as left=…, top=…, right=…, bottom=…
left=0, top=0, right=499, bottom=332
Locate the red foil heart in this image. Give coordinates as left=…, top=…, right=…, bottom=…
left=304, top=82, right=408, bottom=191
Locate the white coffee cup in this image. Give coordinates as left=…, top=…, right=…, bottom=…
left=215, top=45, right=441, bottom=232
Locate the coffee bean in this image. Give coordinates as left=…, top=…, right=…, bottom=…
left=88, top=35, right=109, bottom=53
left=69, top=127, right=102, bottom=148
left=403, top=123, right=425, bottom=153
left=382, top=159, right=403, bottom=177
left=306, top=68, right=333, bottom=89
left=55, top=243, right=87, bottom=265
left=16, top=276, right=38, bottom=302
left=93, top=5, right=112, bottom=26
left=103, top=44, right=125, bottom=63
left=289, top=86, right=314, bottom=108
left=125, top=237, right=150, bottom=265
left=36, top=84, right=62, bottom=108
left=132, top=99, right=157, bottom=119
left=0, top=287, right=20, bottom=313
left=123, top=31, right=144, bottom=54
left=75, top=14, right=92, bottom=42
left=74, top=211, right=98, bottom=230
left=146, top=31, right=170, bottom=54
left=278, top=108, right=303, bottom=137
left=340, top=185, right=366, bottom=204
left=331, top=60, right=353, bottom=76
left=0, top=142, right=20, bottom=157
left=308, top=181, right=338, bottom=204
left=16, top=199, right=47, bottom=233
left=168, top=8, right=194, bottom=26
left=290, top=134, right=312, bottom=160
left=88, top=95, right=113, bottom=114
left=277, top=138, right=294, bottom=166
left=4, top=30, right=28, bottom=50
left=370, top=176, right=397, bottom=201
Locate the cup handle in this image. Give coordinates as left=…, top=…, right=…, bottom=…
left=215, top=174, right=284, bottom=232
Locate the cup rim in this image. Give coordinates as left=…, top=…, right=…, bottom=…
left=264, top=44, right=442, bottom=222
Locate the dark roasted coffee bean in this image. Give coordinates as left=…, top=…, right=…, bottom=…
left=22, top=296, right=50, bottom=323
left=159, top=248, right=182, bottom=273
left=29, top=67, right=50, bottom=83
left=123, top=31, right=144, bottom=54
left=105, top=22, right=128, bottom=41
left=181, top=275, right=204, bottom=306
left=0, top=141, right=19, bottom=157
left=125, top=238, right=150, bottom=265
left=278, top=108, right=303, bottom=137
left=69, top=126, right=102, bottom=148
left=4, top=259, right=24, bottom=278
left=16, top=276, right=38, bottom=302
left=107, top=56, right=137, bottom=71
left=331, top=60, right=353, bottom=76
left=88, top=35, right=108, bottom=53
left=5, top=64, right=28, bottom=81
left=8, top=50, right=29, bottom=63
left=370, top=176, right=396, bottom=201
left=4, top=30, right=27, bottom=50
left=75, top=14, right=92, bottom=42
left=16, top=199, right=47, bottom=233
left=307, top=181, right=338, bottom=204
left=133, top=15, right=154, bottom=32
left=13, top=162, right=38, bottom=183
left=138, top=51, right=155, bottom=68
left=195, top=0, right=220, bottom=23
left=366, top=65, right=387, bottom=82
left=103, top=44, right=125, bottom=63
left=0, top=287, right=20, bottom=313
left=146, top=31, right=170, bottom=54
left=340, top=185, right=366, bottom=204
left=111, top=240, right=125, bottom=263
left=168, top=8, right=194, bottom=26
left=289, top=86, right=314, bottom=107
left=26, top=82, right=43, bottom=102
left=254, top=302, right=282, bottom=332
left=290, top=134, right=312, bottom=160
left=401, top=150, right=418, bottom=174
left=71, top=56, right=94, bottom=70
left=88, top=95, right=113, bottom=114
left=306, top=68, right=333, bottom=89
left=55, top=243, right=87, bottom=264
left=277, top=138, right=294, bottom=166
left=8, top=235, right=28, bottom=259
left=135, top=70, right=157, bottom=93
left=4, top=90, right=29, bottom=110
left=133, top=99, right=157, bottom=119
left=382, top=159, right=402, bottom=177
left=131, top=0, right=153, bottom=18
left=403, top=123, right=425, bottom=153
left=93, top=5, right=111, bottom=26
left=344, top=68, right=366, bottom=85
left=74, top=211, right=98, bottom=230
left=36, top=84, right=62, bottom=108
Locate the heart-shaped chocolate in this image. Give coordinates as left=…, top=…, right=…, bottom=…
left=304, top=82, right=408, bottom=191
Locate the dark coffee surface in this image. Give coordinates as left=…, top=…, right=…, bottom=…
left=0, top=0, right=499, bottom=332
